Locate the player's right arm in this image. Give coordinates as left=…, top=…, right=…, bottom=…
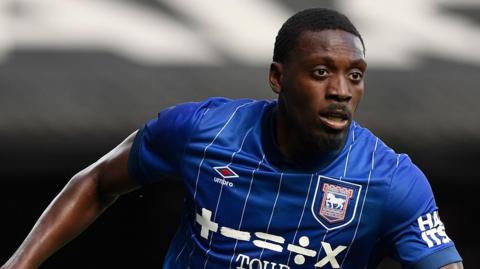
left=1, top=131, right=141, bottom=269
left=1, top=98, right=218, bottom=269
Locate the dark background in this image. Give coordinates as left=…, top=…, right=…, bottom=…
left=1, top=1, right=479, bottom=268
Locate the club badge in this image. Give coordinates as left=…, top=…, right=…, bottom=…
left=311, top=176, right=362, bottom=230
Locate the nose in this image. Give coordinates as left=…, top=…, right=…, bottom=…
left=326, top=75, right=352, bottom=102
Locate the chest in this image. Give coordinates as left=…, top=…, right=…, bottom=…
left=180, top=143, right=389, bottom=266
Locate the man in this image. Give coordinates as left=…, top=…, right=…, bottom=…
left=1, top=8, right=463, bottom=269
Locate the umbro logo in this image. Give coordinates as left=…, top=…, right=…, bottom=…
left=213, top=166, right=238, bottom=187
left=214, top=166, right=239, bottom=179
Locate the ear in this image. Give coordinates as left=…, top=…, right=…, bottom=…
left=269, top=62, right=283, bottom=94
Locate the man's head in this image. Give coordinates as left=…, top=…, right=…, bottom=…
left=273, top=8, right=365, bottom=64
left=269, top=8, right=367, bottom=160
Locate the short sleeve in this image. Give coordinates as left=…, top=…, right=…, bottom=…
left=381, top=155, right=462, bottom=268
left=128, top=100, right=210, bottom=185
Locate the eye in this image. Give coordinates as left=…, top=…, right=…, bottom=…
left=348, top=71, right=363, bottom=82
left=313, top=67, right=329, bottom=78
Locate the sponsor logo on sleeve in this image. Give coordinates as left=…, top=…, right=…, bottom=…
left=418, top=211, right=451, bottom=248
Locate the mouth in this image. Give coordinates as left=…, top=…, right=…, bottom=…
left=318, top=110, right=350, bottom=131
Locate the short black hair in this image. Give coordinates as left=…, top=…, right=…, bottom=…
left=273, top=8, right=365, bottom=63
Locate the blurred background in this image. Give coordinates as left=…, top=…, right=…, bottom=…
left=0, top=0, right=478, bottom=268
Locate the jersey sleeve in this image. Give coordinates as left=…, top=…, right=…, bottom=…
left=128, top=100, right=211, bottom=184
left=381, top=154, right=462, bottom=268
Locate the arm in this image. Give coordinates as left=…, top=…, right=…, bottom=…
left=1, top=131, right=140, bottom=269
left=440, top=262, right=463, bottom=269
left=381, top=155, right=463, bottom=269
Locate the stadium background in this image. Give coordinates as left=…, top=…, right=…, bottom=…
left=0, top=0, right=478, bottom=268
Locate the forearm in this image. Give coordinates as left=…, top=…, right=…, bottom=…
left=2, top=167, right=116, bottom=269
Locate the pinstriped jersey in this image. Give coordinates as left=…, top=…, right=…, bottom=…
left=128, top=97, right=461, bottom=269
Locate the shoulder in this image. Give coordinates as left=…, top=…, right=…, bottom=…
left=146, top=97, right=270, bottom=132
left=352, top=121, right=427, bottom=184
left=197, top=97, right=275, bottom=128
left=349, top=122, right=403, bottom=177
left=200, top=97, right=273, bottom=118
left=350, top=126, right=462, bottom=268
left=348, top=123, right=433, bottom=211
left=351, top=122, right=396, bottom=155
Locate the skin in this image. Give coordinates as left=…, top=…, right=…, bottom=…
left=269, top=29, right=366, bottom=164
left=1, top=29, right=463, bottom=269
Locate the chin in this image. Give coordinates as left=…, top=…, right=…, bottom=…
left=319, top=133, right=345, bottom=152
left=310, top=127, right=348, bottom=154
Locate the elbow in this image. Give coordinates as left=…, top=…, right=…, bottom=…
left=68, top=162, right=118, bottom=210
left=92, top=162, right=119, bottom=207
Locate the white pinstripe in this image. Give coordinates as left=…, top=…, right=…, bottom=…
left=259, top=172, right=284, bottom=259
left=201, top=128, right=253, bottom=269
left=186, top=239, right=196, bottom=269
left=286, top=173, right=315, bottom=266
left=352, top=122, right=356, bottom=142
left=175, top=101, right=253, bottom=264
left=228, top=155, right=265, bottom=269
left=340, top=137, right=379, bottom=268
left=343, top=145, right=353, bottom=179
left=343, top=123, right=356, bottom=178
left=315, top=232, right=330, bottom=261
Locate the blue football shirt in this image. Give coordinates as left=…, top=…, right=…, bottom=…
left=128, top=98, right=462, bottom=269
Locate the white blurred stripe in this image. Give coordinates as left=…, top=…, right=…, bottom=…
left=7, top=0, right=223, bottom=65
left=437, top=0, right=480, bottom=7
left=339, top=0, right=480, bottom=68
left=160, top=0, right=290, bottom=65
left=0, top=0, right=14, bottom=62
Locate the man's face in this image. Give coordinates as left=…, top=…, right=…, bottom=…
left=271, top=29, right=366, bottom=154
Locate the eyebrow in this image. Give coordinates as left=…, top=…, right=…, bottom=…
left=312, top=56, right=367, bottom=69
left=351, top=58, right=367, bottom=69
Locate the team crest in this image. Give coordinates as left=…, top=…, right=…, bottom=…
left=311, top=176, right=362, bottom=230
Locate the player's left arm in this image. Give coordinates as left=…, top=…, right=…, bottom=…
left=440, top=262, right=463, bottom=269
left=381, top=155, right=463, bottom=269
